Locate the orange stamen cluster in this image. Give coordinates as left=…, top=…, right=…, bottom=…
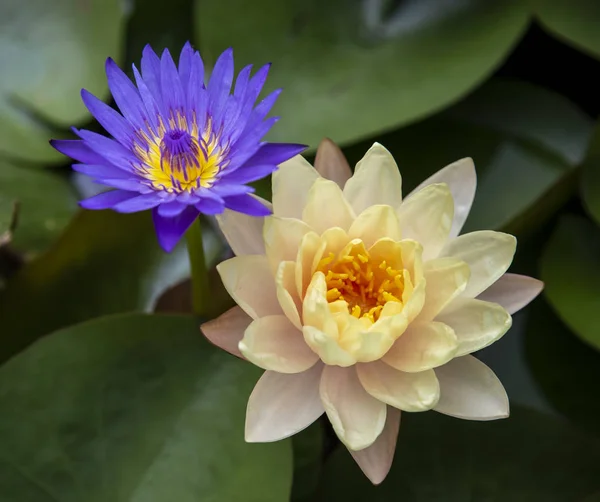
left=317, top=243, right=404, bottom=322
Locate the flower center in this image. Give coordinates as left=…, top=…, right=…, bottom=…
left=134, top=119, right=224, bottom=193
left=317, top=242, right=404, bottom=323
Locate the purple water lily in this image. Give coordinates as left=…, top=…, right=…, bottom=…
left=51, top=42, right=305, bottom=252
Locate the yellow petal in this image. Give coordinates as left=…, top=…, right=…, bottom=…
left=349, top=205, right=402, bottom=248
left=200, top=306, right=251, bottom=359
left=350, top=406, right=400, bottom=485
left=320, top=365, right=387, bottom=451
left=239, top=315, right=319, bottom=373
left=264, top=216, right=312, bottom=274
left=343, top=143, right=402, bottom=215
left=418, top=257, right=470, bottom=321
left=436, top=298, right=512, bottom=356
left=407, top=158, right=476, bottom=239
left=356, top=313, right=409, bottom=362
left=434, top=355, right=509, bottom=420
left=383, top=321, right=458, bottom=372
left=276, top=261, right=303, bottom=329
left=245, top=363, right=324, bottom=442
left=302, top=272, right=338, bottom=336
left=215, top=197, right=271, bottom=256
left=477, top=273, right=543, bottom=315
left=217, top=255, right=280, bottom=319
left=440, top=230, right=516, bottom=298
left=314, top=138, right=352, bottom=188
left=303, top=326, right=356, bottom=367
left=396, top=183, right=454, bottom=261
left=272, top=154, right=319, bottom=218
left=295, top=231, right=322, bottom=299
left=302, top=178, right=355, bottom=233
left=356, top=361, right=440, bottom=412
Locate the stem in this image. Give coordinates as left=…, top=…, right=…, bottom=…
left=185, top=217, right=211, bottom=318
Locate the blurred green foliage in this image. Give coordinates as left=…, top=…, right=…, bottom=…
left=1, top=0, right=600, bottom=500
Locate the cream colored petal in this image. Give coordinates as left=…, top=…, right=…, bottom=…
left=303, top=272, right=338, bottom=335
left=350, top=406, right=400, bottom=485
left=436, top=298, right=512, bottom=356
left=434, top=355, right=509, bottom=420
left=440, top=231, right=516, bottom=299
left=408, top=158, right=476, bottom=239
left=343, top=143, right=402, bottom=214
left=264, top=216, right=313, bottom=274
left=217, top=255, right=280, bottom=319
left=417, top=257, right=470, bottom=321
left=477, top=273, right=544, bottom=315
left=295, top=231, right=322, bottom=299
left=383, top=321, right=458, bottom=373
left=303, top=326, right=356, bottom=367
left=216, top=197, right=271, bottom=256
left=349, top=205, right=402, bottom=248
left=239, top=315, right=318, bottom=374
left=402, top=280, right=426, bottom=323
left=200, top=306, right=251, bottom=359
left=320, top=365, right=387, bottom=451
left=396, top=183, right=454, bottom=261
left=354, top=313, right=409, bottom=363
left=357, top=361, right=440, bottom=412
left=272, top=154, right=319, bottom=219
left=302, top=178, right=355, bottom=233
left=276, top=261, right=302, bottom=329
left=246, top=363, right=325, bottom=442
left=314, top=138, right=352, bottom=188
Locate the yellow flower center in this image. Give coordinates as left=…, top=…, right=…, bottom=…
left=133, top=115, right=224, bottom=193
left=317, top=242, right=404, bottom=323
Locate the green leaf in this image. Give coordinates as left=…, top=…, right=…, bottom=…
left=0, top=161, right=78, bottom=253
left=535, top=0, right=600, bottom=60
left=291, top=421, right=324, bottom=502
left=581, top=124, right=600, bottom=225
left=525, top=297, right=600, bottom=437
left=0, top=210, right=203, bottom=362
left=0, top=313, right=293, bottom=501
left=0, top=0, right=127, bottom=162
left=343, top=80, right=592, bottom=233
left=541, top=214, right=600, bottom=352
left=196, top=0, right=528, bottom=148
left=317, top=406, right=600, bottom=501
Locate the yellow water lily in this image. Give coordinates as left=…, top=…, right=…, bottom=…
left=201, top=139, right=543, bottom=484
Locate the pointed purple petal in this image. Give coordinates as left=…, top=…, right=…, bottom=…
left=112, top=193, right=162, bottom=213
left=105, top=58, right=147, bottom=129
left=95, top=178, right=145, bottom=191
left=210, top=184, right=254, bottom=197
left=157, top=200, right=187, bottom=217
left=244, top=143, right=307, bottom=167
left=178, top=42, right=194, bottom=87
left=208, top=48, right=234, bottom=125
left=76, top=129, right=138, bottom=170
left=72, top=163, right=132, bottom=178
left=51, top=139, right=107, bottom=164
left=187, top=54, right=208, bottom=132
left=195, top=198, right=225, bottom=215
left=152, top=205, right=199, bottom=252
left=132, top=64, right=161, bottom=132
left=141, top=44, right=163, bottom=107
left=219, top=164, right=276, bottom=184
left=80, top=190, right=137, bottom=210
left=161, top=48, right=186, bottom=116
left=81, top=89, right=134, bottom=146
left=223, top=194, right=271, bottom=216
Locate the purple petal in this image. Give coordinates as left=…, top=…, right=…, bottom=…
left=157, top=200, right=187, bottom=217
left=76, top=129, right=138, bottom=170
left=243, top=89, right=281, bottom=131
left=80, top=190, right=137, bottom=210
left=219, top=164, right=276, bottom=184
left=152, top=205, right=199, bottom=253
left=72, top=163, right=132, bottom=179
left=112, top=193, right=162, bottom=213
left=50, top=139, right=107, bottom=165
left=228, top=117, right=279, bottom=169
left=210, top=183, right=254, bottom=197
left=95, top=178, right=144, bottom=191
left=81, top=89, right=134, bottom=146
left=208, top=48, right=234, bottom=125
left=141, top=44, right=163, bottom=106
left=195, top=197, right=225, bottom=215
left=244, top=143, right=307, bottom=167
left=234, top=64, right=253, bottom=100
left=187, top=55, right=208, bottom=132
left=223, top=194, right=271, bottom=216
left=132, top=64, right=161, bottom=132
left=236, top=63, right=270, bottom=124
left=105, top=58, right=147, bottom=130
left=161, top=48, right=186, bottom=116
left=178, top=42, right=194, bottom=87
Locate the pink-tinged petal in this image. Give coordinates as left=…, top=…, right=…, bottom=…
left=357, top=361, right=440, bottom=412
left=440, top=231, right=516, bottom=299
left=276, top=261, right=302, bottom=329
left=200, top=306, right=250, bottom=358
left=434, top=355, right=509, bottom=420
left=408, top=158, right=476, bottom=239
left=343, top=143, right=402, bottom=214
left=264, top=216, right=313, bottom=274
left=246, top=363, right=325, bottom=442
left=477, top=273, right=544, bottom=315
left=272, top=155, right=320, bottom=218
left=302, top=178, right=355, bottom=233
left=320, top=365, right=387, bottom=451
left=217, top=255, right=280, bottom=319
left=350, top=406, right=401, bottom=485
left=383, top=321, right=458, bottom=373
left=216, top=197, right=271, bottom=256
left=239, top=315, right=319, bottom=374
left=348, top=205, right=401, bottom=249
left=396, top=183, right=454, bottom=261
left=314, top=138, right=352, bottom=188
